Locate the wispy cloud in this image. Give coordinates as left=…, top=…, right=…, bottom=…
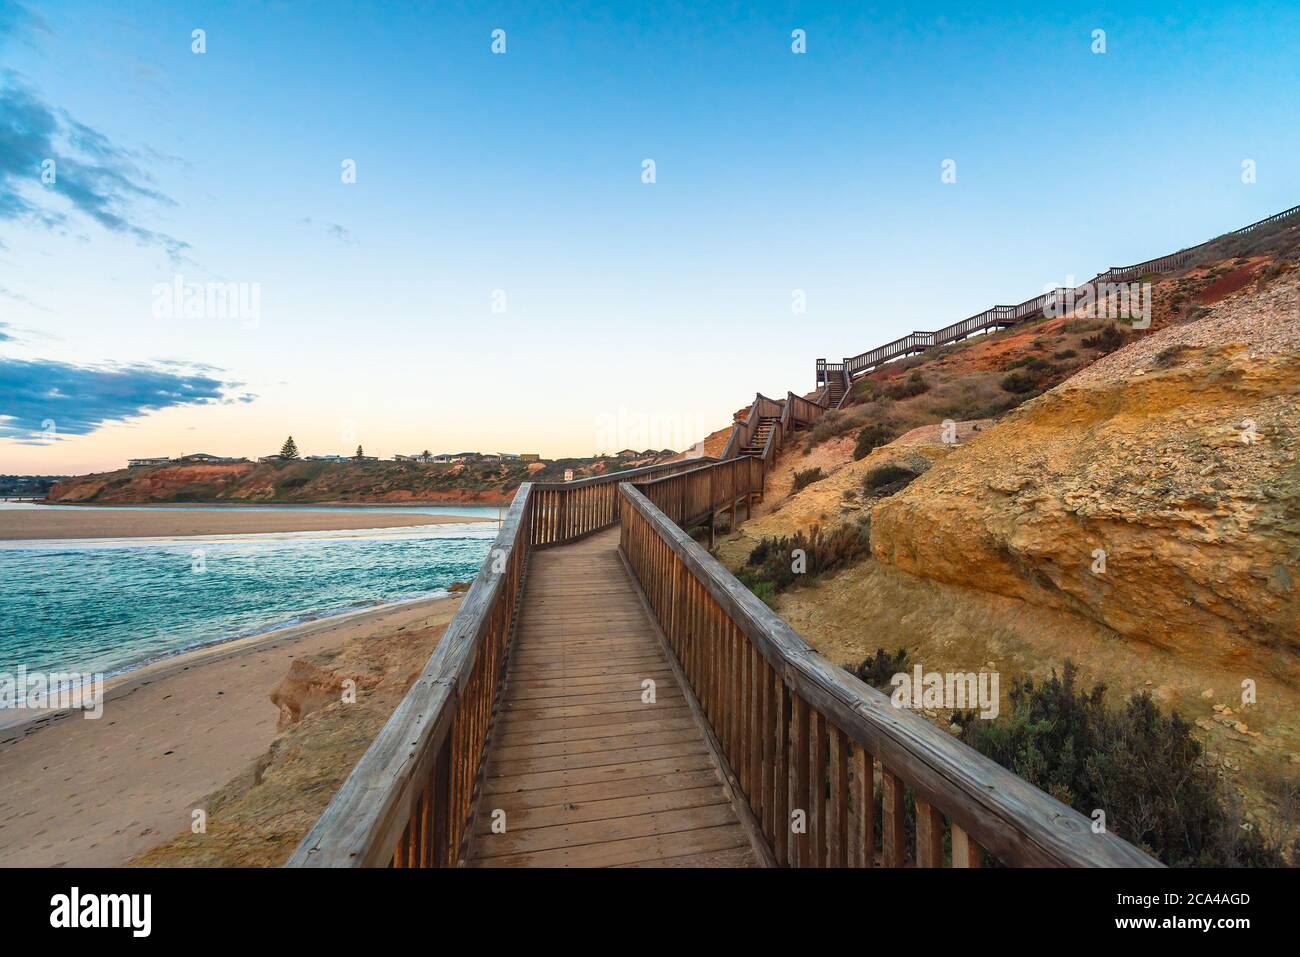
left=0, top=72, right=189, bottom=262
left=0, top=1, right=51, bottom=49
left=0, top=284, right=49, bottom=311
left=300, top=216, right=357, bottom=245
left=0, top=358, right=245, bottom=441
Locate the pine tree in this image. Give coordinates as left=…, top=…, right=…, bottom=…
left=280, top=436, right=299, bottom=459
left=354, top=445, right=365, bottom=461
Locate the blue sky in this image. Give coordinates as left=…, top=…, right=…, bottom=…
left=2, top=0, right=1298, bottom=472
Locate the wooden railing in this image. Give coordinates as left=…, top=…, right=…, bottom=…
left=287, top=455, right=717, bottom=867
left=721, top=392, right=785, bottom=460
left=618, top=484, right=1162, bottom=868
left=528, top=457, right=716, bottom=547
left=825, top=201, right=1300, bottom=384
left=288, top=485, right=533, bottom=867
left=784, top=391, right=828, bottom=427
left=632, top=456, right=764, bottom=542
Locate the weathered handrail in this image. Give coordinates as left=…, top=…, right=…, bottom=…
left=826, top=201, right=1300, bottom=384
left=632, top=456, right=763, bottom=534
left=528, top=456, right=716, bottom=547
left=721, top=392, right=784, bottom=460
left=617, top=484, right=1161, bottom=868
left=288, top=484, right=534, bottom=867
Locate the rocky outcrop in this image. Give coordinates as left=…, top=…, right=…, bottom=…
left=131, top=601, right=459, bottom=867
left=871, top=271, right=1300, bottom=678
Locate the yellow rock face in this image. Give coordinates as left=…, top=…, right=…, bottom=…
left=871, top=274, right=1300, bottom=680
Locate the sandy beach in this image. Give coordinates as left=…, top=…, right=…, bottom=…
left=0, top=595, right=461, bottom=867
left=0, top=506, right=492, bottom=541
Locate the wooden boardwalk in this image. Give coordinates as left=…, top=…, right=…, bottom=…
left=465, top=530, right=759, bottom=867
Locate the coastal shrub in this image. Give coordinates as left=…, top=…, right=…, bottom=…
left=1003, top=355, right=1048, bottom=371
left=809, top=411, right=856, bottom=447
left=734, top=571, right=777, bottom=608
left=884, top=371, right=929, bottom=400
left=1062, top=317, right=1105, bottom=334
left=951, top=661, right=1291, bottom=867
left=791, top=467, right=825, bottom=493
left=863, top=464, right=920, bottom=496
left=1052, top=348, right=1078, bottom=360
left=852, top=378, right=879, bottom=400
left=741, top=520, right=871, bottom=595
left=1000, top=371, right=1039, bottom=394
left=853, top=422, right=898, bottom=460
left=843, top=647, right=910, bottom=692
left=1080, top=324, right=1126, bottom=353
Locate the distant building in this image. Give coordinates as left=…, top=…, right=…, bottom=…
left=480, top=453, right=502, bottom=462
left=431, top=454, right=453, bottom=464
left=305, top=454, right=350, bottom=463
left=616, top=449, right=638, bottom=458
left=520, top=453, right=541, bottom=462
left=395, top=453, right=434, bottom=463
left=128, top=457, right=171, bottom=468
left=257, top=455, right=284, bottom=463
left=498, top=452, right=520, bottom=460
left=178, top=452, right=246, bottom=464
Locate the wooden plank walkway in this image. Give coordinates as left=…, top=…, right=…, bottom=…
left=465, top=530, right=759, bottom=868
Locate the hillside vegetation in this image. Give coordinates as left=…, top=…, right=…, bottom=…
left=47, top=452, right=680, bottom=505
left=712, top=234, right=1300, bottom=853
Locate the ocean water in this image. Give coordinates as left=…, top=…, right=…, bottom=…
left=0, top=505, right=499, bottom=680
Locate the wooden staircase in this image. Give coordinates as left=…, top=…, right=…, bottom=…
left=740, top=415, right=781, bottom=456
left=825, top=377, right=845, bottom=408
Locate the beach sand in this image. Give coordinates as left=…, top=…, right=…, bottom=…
left=0, top=595, right=461, bottom=867
left=0, top=506, right=492, bottom=541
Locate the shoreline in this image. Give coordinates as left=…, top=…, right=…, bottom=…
left=35, top=500, right=513, bottom=508
left=0, top=505, right=496, bottom=541
left=0, top=590, right=463, bottom=733
left=0, top=591, right=463, bottom=866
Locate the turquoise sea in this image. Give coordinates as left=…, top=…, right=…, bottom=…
left=0, top=504, right=498, bottom=680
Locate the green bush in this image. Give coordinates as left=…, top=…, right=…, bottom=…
left=853, top=422, right=898, bottom=460
left=1081, top=324, right=1126, bottom=353
left=884, top=371, right=929, bottom=400
left=852, top=378, right=879, bottom=400
left=843, top=647, right=909, bottom=691
left=792, top=467, right=824, bottom=492
left=952, top=661, right=1290, bottom=867
left=741, top=521, right=870, bottom=594
left=1000, top=371, right=1039, bottom=393
left=1053, top=348, right=1078, bottom=360
left=863, top=464, right=919, bottom=495
left=809, top=411, right=856, bottom=447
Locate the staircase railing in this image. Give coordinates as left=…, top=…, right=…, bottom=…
left=823, top=201, right=1300, bottom=384
left=721, top=392, right=785, bottom=460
